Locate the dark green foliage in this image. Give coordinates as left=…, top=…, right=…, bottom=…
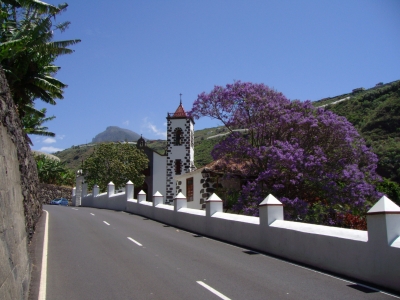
left=194, top=137, right=222, bottom=167
left=317, top=80, right=400, bottom=184
left=0, top=0, right=80, bottom=119
left=376, top=178, right=400, bottom=206
left=21, top=105, right=55, bottom=139
left=146, top=140, right=167, bottom=155
left=35, top=154, right=75, bottom=186
left=374, top=140, right=400, bottom=184
left=192, top=126, right=227, bottom=167
left=83, top=143, right=149, bottom=192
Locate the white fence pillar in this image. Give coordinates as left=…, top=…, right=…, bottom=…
left=126, top=181, right=134, bottom=201
left=206, top=193, right=223, bottom=217
left=153, top=191, right=164, bottom=206
left=138, top=190, right=146, bottom=203
left=82, top=182, right=88, bottom=197
left=74, top=170, right=84, bottom=207
left=107, top=182, right=115, bottom=197
left=174, top=192, right=187, bottom=211
left=71, top=187, right=77, bottom=207
left=367, top=195, right=400, bottom=246
left=93, top=185, right=99, bottom=197
left=259, top=194, right=284, bottom=228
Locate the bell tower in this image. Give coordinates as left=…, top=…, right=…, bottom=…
left=165, top=96, right=195, bottom=203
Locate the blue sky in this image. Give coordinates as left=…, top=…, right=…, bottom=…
left=31, top=0, right=400, bottom=153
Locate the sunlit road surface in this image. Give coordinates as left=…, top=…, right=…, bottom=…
left=40, top=205, right=398, bottom=300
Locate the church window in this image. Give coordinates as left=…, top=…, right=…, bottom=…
left=175, top=128, right=183, bottom=146
left=175, top=159, right=182, bottom=175
left=186, top=178, right=193, bottom=201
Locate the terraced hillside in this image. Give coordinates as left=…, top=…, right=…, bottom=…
left=314, top=80, right=400, bottom=184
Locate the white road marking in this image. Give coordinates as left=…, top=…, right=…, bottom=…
left=127, top=237, right=142, bottom=246
left=197, top=281, right=231, bottom=300
left=103, top=221, right=110, bottom=225
left=38, top=210, right=49, bottom=300
left=90, top=213, right=95, bottom=216
left=71, top=208, right=79, bottom=210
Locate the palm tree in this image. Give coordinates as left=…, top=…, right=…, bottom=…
left=21, top=105, right=55, bottom=138
left=35, top=154, right=74, bottom=185
left=0, top=0, right=80, bottom=117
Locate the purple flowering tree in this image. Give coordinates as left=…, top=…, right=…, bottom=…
left=190, top=81, right=381, bottom=228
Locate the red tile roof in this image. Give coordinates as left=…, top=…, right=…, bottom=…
left=203, top=159, right=252, bottom=176
left=172, top=103, right=187, bottom=117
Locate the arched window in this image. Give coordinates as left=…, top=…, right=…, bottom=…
left=136, top=136, right=145, bottom=149
left=174, top=128, right=183, bottom=146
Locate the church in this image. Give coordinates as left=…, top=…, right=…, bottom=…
left=135, top=100, right=200, bottom=208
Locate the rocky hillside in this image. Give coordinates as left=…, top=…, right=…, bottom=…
left=92, top=126, right=143, bottom=143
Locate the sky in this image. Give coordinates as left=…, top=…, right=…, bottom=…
left=30, top=0, right=400, bottom=153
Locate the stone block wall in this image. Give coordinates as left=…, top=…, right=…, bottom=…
left=37, top=183, right=73, bottom=204
left=0, top=66, right=40, bottom=299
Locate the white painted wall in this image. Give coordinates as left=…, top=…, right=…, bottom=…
left=175, top=169, right=203, bottom=209
left=152, top=152, right=166, bottom=200
left=76, top=184, right=400, bottom=293
left=189, top=121, right=194, bottom=166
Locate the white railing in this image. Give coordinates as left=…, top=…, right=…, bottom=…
left=75, top=181, right=400, bottom=293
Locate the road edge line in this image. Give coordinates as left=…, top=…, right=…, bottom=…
left=38, top=210, right=49, bottom=300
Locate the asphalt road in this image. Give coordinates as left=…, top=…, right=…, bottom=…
left=39, top=205, right=398, bottom=300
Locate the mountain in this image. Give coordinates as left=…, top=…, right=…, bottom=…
left=92, top=126, right=143, bottom=143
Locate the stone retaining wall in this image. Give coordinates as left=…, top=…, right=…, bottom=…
left=38, top=183, right=73, bottom=204
left=0, top=66, right=40, bottom=299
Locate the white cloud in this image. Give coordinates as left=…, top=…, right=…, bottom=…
left=57, top=134, right=65, bottom=140
left=141, top=118, right=167, bottom=138
left=123, top=120, right=130, bottom=126
left=40, top=146, right=64, bottom=153
left=43, top=137, right=56, bottom=144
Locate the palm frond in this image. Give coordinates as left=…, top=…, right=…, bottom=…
left=32, top=76, right=64, bottom=93
left=22, top=103, right=45, bottom=117
left=54, top=20, right=70, bottom=32
left=43, top=65, right=60, bottom=72
left=25, top=128, right=55, bottom=136
left=0, top=38, right=27, bottom=59
left=42, top=75, right=67, bottom=88
left=19, top=0, right=60, bottom=15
